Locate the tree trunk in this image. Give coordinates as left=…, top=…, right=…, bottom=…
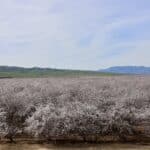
left=9, top=136, right=16, bottom=143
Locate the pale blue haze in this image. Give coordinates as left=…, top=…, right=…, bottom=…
left=0, top=0, right=150, bottom=70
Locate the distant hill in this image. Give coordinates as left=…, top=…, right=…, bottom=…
left=99, top=66, right=150, bottom=75
left=0, top=66, right=115, bottom=78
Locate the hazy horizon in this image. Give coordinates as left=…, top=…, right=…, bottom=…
left=0, top=0, right=150, bottom=70
left=0, top=65, right=150, bottom=71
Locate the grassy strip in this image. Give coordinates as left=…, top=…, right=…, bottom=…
left=0, top=70, right=117, bottom=78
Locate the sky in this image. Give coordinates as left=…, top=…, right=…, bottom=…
left=0, top=0, right=150, bottom=70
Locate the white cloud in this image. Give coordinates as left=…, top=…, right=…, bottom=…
left=0, top=0, right=150, bottom=69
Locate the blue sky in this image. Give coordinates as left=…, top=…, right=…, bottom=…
left=0, top=0, right=150, bottom=70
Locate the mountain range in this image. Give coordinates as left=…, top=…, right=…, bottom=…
left=0, top=66, right=150, bottom=78
left=99, top=66, right=150, bottom=75
left=0, top=66, right=112, bottom=78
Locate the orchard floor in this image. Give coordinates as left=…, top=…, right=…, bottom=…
left=0, top=143, right=150, bottom=150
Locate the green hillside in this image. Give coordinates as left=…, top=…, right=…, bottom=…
left=0, top=66, right=116, bottom=78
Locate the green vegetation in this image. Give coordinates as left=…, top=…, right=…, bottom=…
left=0, top=66, right=116, bottom=78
